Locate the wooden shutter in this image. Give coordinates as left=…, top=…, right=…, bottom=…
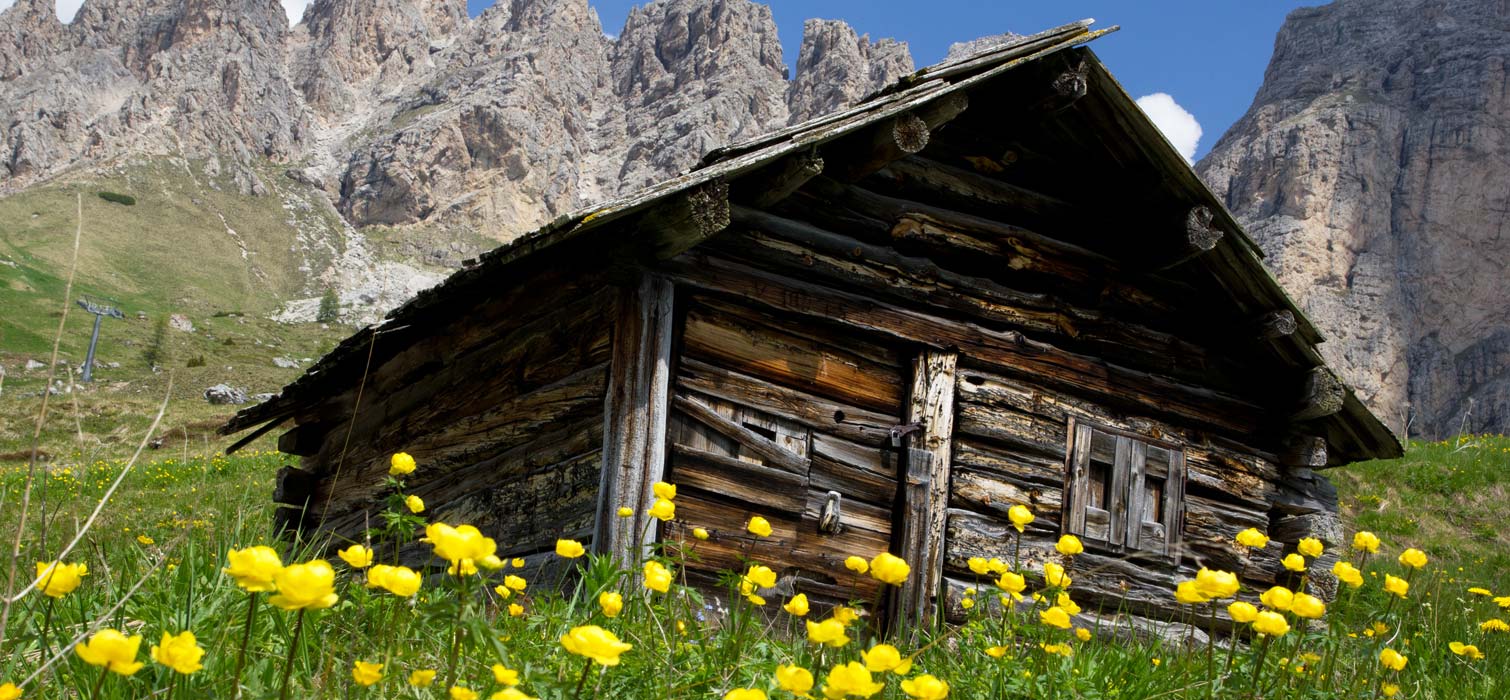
left=1127, top=443, right=1184, bottom=560
left=1064, top=420, right=1184, bottom=559
left=1064, top=422, right=1127, bottom=549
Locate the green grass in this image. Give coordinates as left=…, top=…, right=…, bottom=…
left=0, top=438, right=1505, bottom=698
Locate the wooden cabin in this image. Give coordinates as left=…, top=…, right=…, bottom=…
left=221, top=21, right=1402, bottom=631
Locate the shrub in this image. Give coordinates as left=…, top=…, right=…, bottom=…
left=317, top=287, right=340, bottom=323
left=142, top=316, right=168, bottom=369
left=185, top=354, right=206, bottom=368
left=97, top=191, right=136, bottom=206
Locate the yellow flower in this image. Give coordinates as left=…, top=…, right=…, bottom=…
left=1055, top=535, right=1083, bottom=556
left=1043, top=562, right=1071, bottom=589
left=1479, top=619, right=1509, bottom=633
left=1291, top=593, right=1326, bottom=619
left=337, top=544, right=374, bottom=569
left=366, top=564, right=422, bottom=597
left=136, top=534, right=154, bottom=546
left=1333, top=561, right=1364, bottom=588
left=560, top=625, right=633, bottom=666
left=0, top=683, right=19, bottom=699
left=1251, top=611, right=1290, bottom=637
left=995, top=571, right=1026, bottom=599
left=490, top=689, right=537, bottom=700
left=1235, top=528, right=1269, bottom=549
left=1175, top=581, right=1210, bottom=605
left=747, top=516, right=773, bottom=538
left=75, top=629, right=144, bottom=675
left=1352, top=531, right=1380, bottom=553
left=775, top=664, right=814, bottom=697
left=1398, top=548, right=1427, bottom=570
left=511, top=557, right=525, bottom=568
left=869, top=553, right=910, bottom=586
left=555, top=539, right=586, bottom=558
left=409, top=670, right=437, bottom=687
left=1259, top=586, right=1294, bottom=611
left=405, top=495, right=425, bottom=514
left=1040, top=643, right=1073, bottom=657
left=1467, top=587, right=1492, bottom=596
left=150, top=631, right=204, bottom=675
left=617, top=507, right=633, bottom=518
left=653, top=481, right=677, bottom=501
left=1056, top=593, right=1081, bottom=615
left=900, top=674, right=949, bottom=700
left=860, top=644, right=912, bottom=674
left=268, top=560, right=340, bottom=610
left=985, top=646, right=1008, bottom=658
left=1151, top=658, right=1161, bottom=667
left=493, top=584, right=512, bottom=599
left=389, top=452, right=417, bottom=476
left=508, top=603, right=524, bottom=617
left=1040, top=606, right=1072, bottom=629
left=1379, top=648, right=1407, bottom=671
left=1281, top=553, right=1307, bottom=572
left=725, top=690, right=767, bottom=700
left=820, top=662, right=885, bottom=698
left=1449, top=642, right=1484, bottom=660
left=784, top=593, right=810, bottom=617
left=643, top=561, right=672, bottom=593
left=423, top=523, right=498, bottom=576
left=1075, top=627, right=1092, bottom=642
left=1007, top=505, right=1034, bottom=532
left=743, top=564, right=778, bottom=594
left=693, top=528, right=710, bottom=540
left=1295, top=537, right=1323, bottom=558
left=806, top=618, right=850, bottom=648
left=1194, top=568, right=1240, bottom=599
left=1384, top=574, right=1409, bottom=598
left=845, top=556, right=869, bottom=574
left=504, top=575, right=527, bottom=592
left=34, top=561, right=87, bottom=598
left=966, top=557, right=990, bottom=575
left=1228, top=601, right=1258, bottom=623
left=492, top=664, right=519, bottom=685
left=352, top=660, right=383, bottom=686
left=1381, top=683, right=1399, bottom=698
left=832, top=606, right=860, bottom=625
left=961, top=598, right=975, bottom=610
left=599, top=591, right=624, bottom=618
left=648, top=498, right=676, bottom=521
left=450, top=686, right=478, bottom=700
left=221, top=543, right=283, bottom=594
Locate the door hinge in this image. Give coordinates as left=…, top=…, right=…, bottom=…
left=889, top=421, right=924, bottom=447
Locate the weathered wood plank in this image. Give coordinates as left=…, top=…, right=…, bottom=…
left=595, top=273, right=676, bottom=566
left=670, top=443, right=808, bottom=514
left=671, top=395, right=811, bottom=474
left=676, top=358, right=896, bottom=445
left=896, top=351, right=959, bottom=628
left=636, top=180, right=731, bottom=260
left=1294, top=367, right=1345, bottom=421
left=733, top=149, right=826, bottom=208
left=829, top=93, right=970, bottom=181
left=666, top=255, right=1270, bottom=438
left=682, top=301, right=905, bottom=413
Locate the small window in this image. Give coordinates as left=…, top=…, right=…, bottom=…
left=1063, top=419, right=1185, bottom=560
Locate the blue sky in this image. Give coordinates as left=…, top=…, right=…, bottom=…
left=463, top=0, right=1327, bottom=161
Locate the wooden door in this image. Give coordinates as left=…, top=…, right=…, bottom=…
left=661, top=296, right=907, bottom=611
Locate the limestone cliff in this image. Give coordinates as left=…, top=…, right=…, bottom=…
left=1197, top=0, right=1510, bottom=437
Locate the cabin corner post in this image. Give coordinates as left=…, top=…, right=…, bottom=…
left=593, top=272, right=676, bottom=567
left=896, top=350, right=959, bottom=631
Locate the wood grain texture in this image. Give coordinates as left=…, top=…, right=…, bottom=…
left=895, top=351, right=959, bottom=629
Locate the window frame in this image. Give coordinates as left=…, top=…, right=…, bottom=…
left=1061, top=418, right=1185, bottom=561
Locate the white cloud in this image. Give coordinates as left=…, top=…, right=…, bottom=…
left=56, top=0, right=83, bottom=22
left=1135, top=92, right=1203, bottom=164
left=280, top=0, right=309, bottom=26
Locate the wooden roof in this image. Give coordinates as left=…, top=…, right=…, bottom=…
left=221, top=20, right=1402, bottom=464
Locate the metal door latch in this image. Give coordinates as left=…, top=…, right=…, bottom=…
left=889, top=421, right=924, bottom=447
left=818, top=491, right=844, bottom=535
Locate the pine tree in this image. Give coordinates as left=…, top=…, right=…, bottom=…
left=317, top=287, right=340, bottom=323
left=143, top=316, right=168, bottom=369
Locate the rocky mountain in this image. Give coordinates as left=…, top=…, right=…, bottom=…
left=1197, top=0, right=1510, bottom=438
left=0, top=0, right=913, bottom=240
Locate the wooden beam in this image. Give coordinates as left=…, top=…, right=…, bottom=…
left=273, top=465, right=317, bottom=506
left=733, top=149, right=825, bottom=208
left=1281, top=434, right=1328, bottom=469
left=593, top=273, right=676, bottom=566
left=1255, top=310, right=1298, bottom=340
left=671, top=394, right=810, bottom=475
left=868, top=155, right=1078, bottom=232
left=276, top=421, right=327, bottom=457
left=1294, top=367, right=1345, bottom=421
left=831, top=93, right=970, bottom=182
left=1030, top=59, right=1088, bottom=115
left=1159, top=206, right=1225, bottom=270
left=895, top=351, right=959, bottom=633
left=637, top=180, right=731, bottom=260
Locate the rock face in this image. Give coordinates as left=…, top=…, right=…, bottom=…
left=0, top=0, right=915, bottom=240
left=1197, top=0, right=1510, bottom=438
